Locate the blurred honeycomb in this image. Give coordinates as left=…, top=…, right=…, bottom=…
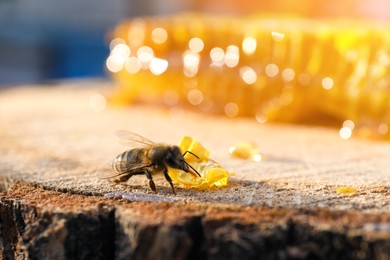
left=106, top=13, right=390, bottom=140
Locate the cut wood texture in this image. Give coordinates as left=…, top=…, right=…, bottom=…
left=0, top=80, right=389, bottom=259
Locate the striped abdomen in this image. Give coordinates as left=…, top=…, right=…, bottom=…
left=113, top=148, right=148, bottom=173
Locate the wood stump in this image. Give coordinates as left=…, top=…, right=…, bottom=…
left=0, top=81, right=389, bottom=259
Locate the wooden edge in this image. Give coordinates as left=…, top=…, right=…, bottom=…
left=0, top=181, right=389, bottom=259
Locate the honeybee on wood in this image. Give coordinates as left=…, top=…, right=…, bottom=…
left=98, top=130, right=201, bottom=194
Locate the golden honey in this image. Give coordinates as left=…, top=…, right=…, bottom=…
left=334, top=186, right=358, bottom=195
left=229, top=141, right=262, bottom=162
left=168, top=136, right=231, bottom=189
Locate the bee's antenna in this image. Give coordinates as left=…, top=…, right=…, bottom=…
left=185, top=161, right=201, bottom=177
left=182, top=151, right=201, bottom=177
left=183, top=150, right=199, bottom=159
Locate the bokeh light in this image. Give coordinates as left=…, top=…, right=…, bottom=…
left=187, top=89, right=204, bottom=105
left=343, top=120, right=355, bottom=130
left=339, top=127, right=352, bottom=139
left=239, top=66, right=257, bottom=84
left=111, top=43, right=131, bottom=58
left=183, top=50, right=200, bottom=77
left=149, top=58, right=168, bottom=75
left=282, top=68, right=295, bottom=82
left=106, top=55, right=125, bottom=73
left=210, top=47, right=225, bottom=66
left=225, top=45, right=240, bottom=68
left=242, top=37, right=257, bottom=55
left=109, top=38, right=127, bottom=50
left=265, top=63, right=279, bottom=77
left=137, top=46, right=154, bottom=63
left=189, top=38, right=205, bottom=53
left=151, top=27, right=168, bottom=44
left=298, top=73, right=311, bottom=86
left=322, top=77, right=334, bottom=90
left=378, top=124, right=389, bottom=135
left=225, top=102, right=239, bottom=117
left=271, top=31, right=285, bottom=42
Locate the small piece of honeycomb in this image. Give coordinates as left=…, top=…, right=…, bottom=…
left=228, top=141, right=262, bottom=162
left=169, top=136, right=231, bottom=189
left=180, top=136, right=210, bottom=162
left=334, top=186, right=358, bottom=195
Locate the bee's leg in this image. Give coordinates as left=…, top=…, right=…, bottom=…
left=144, top=170, right=157, bottom=193
left=163, top=169, right=176, bottom=195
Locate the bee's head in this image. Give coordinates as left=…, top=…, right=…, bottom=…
left=165, top=146, right=188, bottom=170
left=166, top=146, right=201, bottom=177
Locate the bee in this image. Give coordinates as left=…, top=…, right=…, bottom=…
left=98, top=130, right=201, bottom=194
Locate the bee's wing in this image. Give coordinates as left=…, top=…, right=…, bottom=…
left=96, top=160, right=117, bottom=179
left=115, top=130, right=155, bottom=148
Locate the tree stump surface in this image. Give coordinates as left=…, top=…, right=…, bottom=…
left=0, top=80, right=389, bottom=259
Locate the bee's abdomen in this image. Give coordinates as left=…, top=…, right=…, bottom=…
left=113, top=148, right=146, bottom=173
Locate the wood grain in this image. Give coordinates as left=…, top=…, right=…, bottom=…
left=0, top=80, right=389, bottom=211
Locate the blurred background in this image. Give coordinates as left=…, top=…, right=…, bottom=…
left=0, top=0, right=389, bottom=86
